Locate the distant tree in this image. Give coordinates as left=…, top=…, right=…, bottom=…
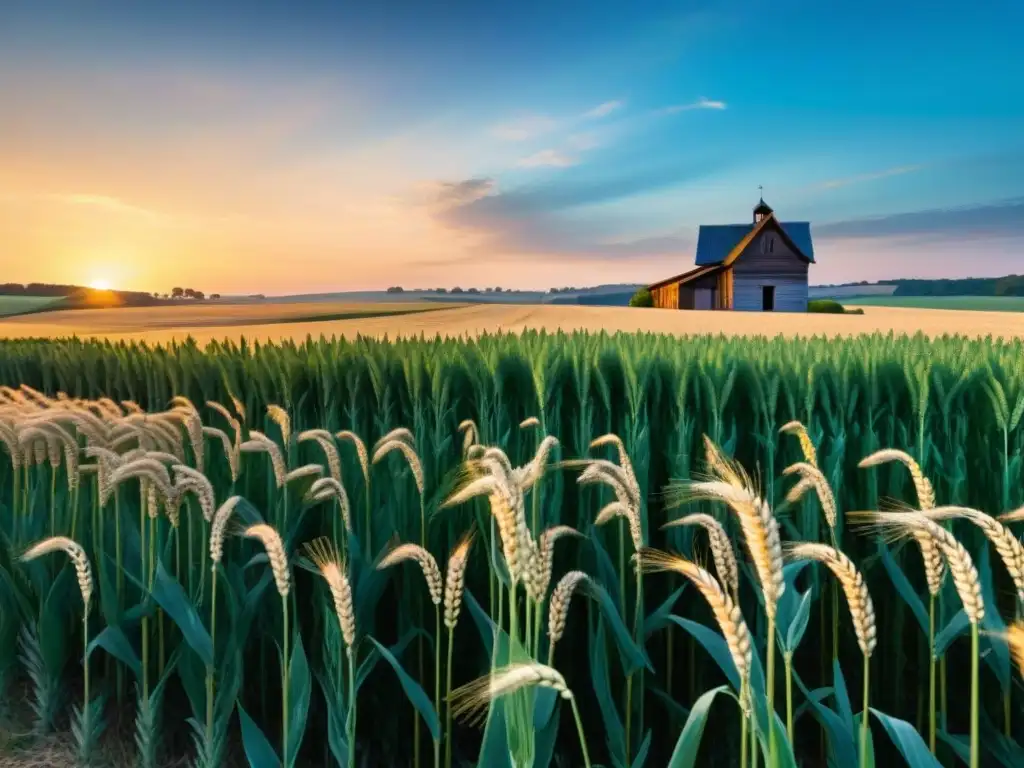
left=386, top=286, right=405, bottom=293
left=171, top=287, right=184, bottom=298
left=467, top=287, right=480, bottom=295
left=451, top=287, right=464, bottom=294
left=193, top=290, right=205, bottom=300
left=485, top=287, right=493, bottom=293
left=436, top=288, right=447, bottom=294
left=183, top=288, right=196, bottom=298
left=494, top=286, right=502, bottom=293
left=628, top=288, right=654, bottom=308
left=210, top=293, right=221, bottom=300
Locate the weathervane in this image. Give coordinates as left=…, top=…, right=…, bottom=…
left=758, top=184, right=763, bottom=200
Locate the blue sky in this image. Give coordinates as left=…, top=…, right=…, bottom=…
left=1, top=0, right=1022, bottom=293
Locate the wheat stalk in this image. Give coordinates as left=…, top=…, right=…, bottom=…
left=241, top=431, right=287, bottom=487
left=779, top=421, right=817, bottom=467
left=924, top=506, right=1024, bottom=602
left=547, top=570, right=591, bottom=654
left=443, top=532, right=474, bottom=630
left=378, top=543, right=442, bottom=605
left=266, top=405, right=291, bottom=446
left=663, top=513, right=740, bottom=602
left=305, top=537, right=356, bottom=647
left=786, top=543, right=877, bottom=656
left=372, top=439, right=425, bottom=496
left=297, top=430, right=342, bottom=484
left=783, top=462, right=837, bottom=530
left=243, top=524, right=290, bottom=599
left=22, top=536, right=94, bottom=609
left=640, top=548, right=752, bottom=686
left=450, top=663, right=572, bottom=727
left=858, top=448, right=936, bottom=509
left=209, top=497, right=242, bottom=566
left=853, top=511, right=982, bottom=623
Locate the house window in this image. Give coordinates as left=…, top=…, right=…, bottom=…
left=769, top=237, right=775, bottom=253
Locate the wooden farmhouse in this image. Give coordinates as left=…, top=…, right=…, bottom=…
left=648, top=198, right=815, bottom=312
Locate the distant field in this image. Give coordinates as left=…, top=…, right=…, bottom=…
left=809, top=284, right=898, bottom=299
left=4, top=301, right=1024, bottom=345
left=0, top=296, right=64, bottom=317
left=843, top=295, right=1024, bottom=312
left=0, top=300, right=460, bottom=334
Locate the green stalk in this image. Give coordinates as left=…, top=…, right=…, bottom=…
left=767, top=616, right=777, bottom=768
left=140, top=483, right=150, bottom=709
left=282, top=595, right=290, bottom=768
left=50, top=464, right=56, bottom=537
left=970, top=622, right=978, bottom=768
left=445, top=627, right=455, bottom=768
left=347, top=648, right=356, bottom=768
left=206, top=564, right=217, bottom=748
left=740, top=683, right=749, bottom=768
left=860, top=653, right=870, bottom=768
left=784, top=652, right=793, bottom=743
left=928, top=595, right=936, bottom=753
left=364, top=477, right=372, bottom=558
left=569, top=697, right=592, bottom=768
left=434, top=606, right=441, bottom=768
left=11, top=462, right=19, bottom=539
left=82, top=605, right=90, bottom=760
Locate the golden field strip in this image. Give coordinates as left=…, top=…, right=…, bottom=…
left=2, top=301, right=1024, bottom=344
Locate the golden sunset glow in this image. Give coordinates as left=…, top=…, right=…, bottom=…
left=88, top=278, right=113, bottom=291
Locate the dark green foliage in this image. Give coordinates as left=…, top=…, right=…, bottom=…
left=0, top=330, right=1022, bottom=765
left=628, top=288, right=654, bottom=308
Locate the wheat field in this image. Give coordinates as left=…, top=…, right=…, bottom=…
left=3, top=302, right=1024, bottom=345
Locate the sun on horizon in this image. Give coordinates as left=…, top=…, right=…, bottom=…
left=88, top=278, right=113, bottom=291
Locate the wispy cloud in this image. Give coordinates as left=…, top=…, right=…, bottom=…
left=814, top=197, right=1024, bottom=240
left=517, top=149, right=577, bottom=168
left=490, top=115, right=558, bottom=142
left=817, top=165, right=924, bottom=190
left=583, top=100, right=624, bottom=119
left=658, top=96, right=727, bottom=114
left=49, top=193, right=168, bottom=221
left=566, top=132, right=601, bottom=151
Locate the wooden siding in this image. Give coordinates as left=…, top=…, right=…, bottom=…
left=733, top=275, right=808, bottom=312
left=731, top=226, right=809, bottom=312
left=651, top=282, right=679, bottom=309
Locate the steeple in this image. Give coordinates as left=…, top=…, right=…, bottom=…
left=753, top=186, right=773, bottom=223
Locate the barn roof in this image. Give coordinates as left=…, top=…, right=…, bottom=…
left=695, top=220, right=815, bottom=265
left=647, top=263, right=724, bottom=291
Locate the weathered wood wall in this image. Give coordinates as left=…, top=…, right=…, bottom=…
left=732, top=227, right=809, bottom=312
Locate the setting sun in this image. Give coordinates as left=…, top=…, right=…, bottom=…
left=88, top=278, right=112, bottom=291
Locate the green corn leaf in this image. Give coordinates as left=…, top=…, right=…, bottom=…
left=791, top=668, right=857, bottom=767
left=976, top=547, right=1010, bottom=692
left=980, top=711, right=1024, bottom=767
left=879, top=543, right=929, bottom=635
left=367, top=636, right=440, bottom=742
left=870, top=708, right=942, bottom=767
left=643, top=584, right=687, bottom=640
left=355, top=628, right=419, bottom=691
left=148, top=561, right=214, bottom=666
left=589, top=533, right=622, bottom=611
left=588, top=581, right=651, bottom=674
left=933, top=609, right=969, bottom=658
left=665, top=615, right=740, bottom=690
left=832, top=659, right=854, bottom=735
left=937, top=730, right=969, bottom=763
left=589, top=618, right=625, bottom=764
left=854, top=711, right=877, bottom=768
left=315, top=670, right=350, bottom=768
left=631, top=730, right=653, bottom=768
left=238, top=703, right=282, bottom=768
left=783, top=589, right=814, bottom=654
left=286, top=631, right=311, bottom=767
left=87, top=625, right=142, bottom=677
left=666, top=685, right=733, bottom=768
